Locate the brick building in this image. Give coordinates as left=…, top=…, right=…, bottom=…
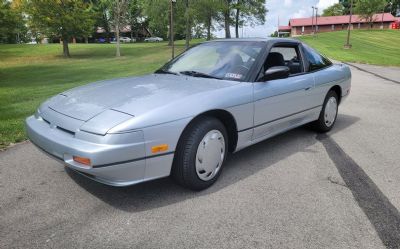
left=279, top=13, right=398, bottom=36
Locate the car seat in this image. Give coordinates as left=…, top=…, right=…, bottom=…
left=265, top=52, right=285, bottom=69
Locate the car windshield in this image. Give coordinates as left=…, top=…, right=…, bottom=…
left=158, top=41, right=264, bottom=81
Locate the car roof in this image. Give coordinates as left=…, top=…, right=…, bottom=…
left=204, top=37, right=300, bottom=44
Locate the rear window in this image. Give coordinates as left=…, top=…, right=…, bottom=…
left=302, top=44, right=332, bottom=72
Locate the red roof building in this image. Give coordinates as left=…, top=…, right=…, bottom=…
left=278, top=13, right=398, bottom=36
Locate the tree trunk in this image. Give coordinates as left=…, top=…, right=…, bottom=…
left=185, top=0, right=190, bottom=50
left=105, top=31, right=110, bottom=43
left=224, top=9, right=231, bottom=38
left=206, top=16, right=212, bottom=41
left=62, top=37, right=70, bottom=58
left=103, top=13, right=111, bottom=43
left=135, top=25, right=139, bottom=41
left=235, top=8, right=240, bottom=38
left=84, top=36, right=88, bottom=44
left=369, top=17, right=373, bottom=30
left=116, top=25, right=121, bottom=57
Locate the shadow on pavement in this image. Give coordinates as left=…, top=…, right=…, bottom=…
left=66, top=114, right=360, bottom=212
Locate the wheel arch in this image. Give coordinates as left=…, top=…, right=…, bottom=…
left=178, top=109, right=239, bottom=153
left=329, top=85, right=342, bottom=104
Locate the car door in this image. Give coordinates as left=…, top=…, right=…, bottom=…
left=252, top=43, right=318, bottom=140
left=301, top=43, right=337, bottom=108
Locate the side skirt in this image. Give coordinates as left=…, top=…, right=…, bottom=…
left=234, top=106, right=321, bottom=152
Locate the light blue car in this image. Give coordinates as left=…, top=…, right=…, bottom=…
left=26, top=38, right=351, bottom=190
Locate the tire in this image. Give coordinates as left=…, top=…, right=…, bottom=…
left=172, top=117, right=228, bottom=191
left=312, top=90, right=339, bottom=132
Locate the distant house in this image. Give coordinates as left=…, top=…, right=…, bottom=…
left=95, top=25, right=152, bottom=40
left=279, top=13, right=398, bottom=37
left=277, top=25, right=291, bottom=37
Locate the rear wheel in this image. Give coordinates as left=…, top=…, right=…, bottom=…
left=172, top=117, right=228, bottom=190
left=312, top=90, right=338, bottom=132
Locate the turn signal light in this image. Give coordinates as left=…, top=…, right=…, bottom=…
left=151, top=144, right=169, bottom=154
left=73, top=156, right=91, bottom=166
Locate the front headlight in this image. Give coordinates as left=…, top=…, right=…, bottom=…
left=79, top=109, right=134, bottom=136
left=75, top=129, right=144, bottom=145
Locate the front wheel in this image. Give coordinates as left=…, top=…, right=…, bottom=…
left=172, top=117, right=228, bottom=190
left=312, top=90, right=339, bottom=132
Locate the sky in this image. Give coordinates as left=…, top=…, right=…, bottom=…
left=214, top=0, right=339, bottom=38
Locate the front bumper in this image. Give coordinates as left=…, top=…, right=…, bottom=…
left=25, top=115, right=172, bottom=186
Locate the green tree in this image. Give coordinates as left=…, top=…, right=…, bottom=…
left=354, top=0, right=387, bottom=28
left=0, top=0, right=27, bottom=43
left=127, top=0, right=145, bottom=41
left=92, top=0, right=113, bottom=43
left=222, top=0, right=233, bottom=38
left=322, top=3, right=345, bottom=16
left=270, top=31, right=278, bottom=37
left=339, top=0, right=352, bottom=14
left=143, top=0, right=170, bottom=41
left=109, top=0, right=130, bottom=57
left=233, top=0, right=267, bottom=38
left=193, top=0, right=224, bottom=40
left=25, top=0, right=95, bottom=57
left=141, top=0, right=268, bottom=44
left=181, top=0, right=205, bottom=49
left=218, top=0, right=267, bottom=39
left=385, top=0, right=399, bottom=16
left=184, top=0, right=191, bottom=49
left=143, top=0, right=188, bottom=45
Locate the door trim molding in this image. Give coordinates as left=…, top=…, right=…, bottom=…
left=238, top=105, right=322, bottom=133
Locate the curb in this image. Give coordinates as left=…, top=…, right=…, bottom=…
left=0, top=140, right=30, bottom=152
left=343, top=62, right=400, bottom=85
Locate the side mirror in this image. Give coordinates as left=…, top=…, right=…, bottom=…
left=262, top=66, right=290, bottom=81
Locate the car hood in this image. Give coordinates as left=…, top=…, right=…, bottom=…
left=48, top=74, right=239, bottom=122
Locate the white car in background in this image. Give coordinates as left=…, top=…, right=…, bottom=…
left=145, top=37, right=163, bottom=42
left=119, top=37, right=136, bottom=43
left=27, top=39, right=37, bottom=45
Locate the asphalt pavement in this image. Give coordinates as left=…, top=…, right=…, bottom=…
left=1, top=63, right=400, bottom=249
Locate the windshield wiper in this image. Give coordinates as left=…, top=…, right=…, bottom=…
left=155, top=68, right=179, bottom=75
left=179, top=71, right=222, bottom=80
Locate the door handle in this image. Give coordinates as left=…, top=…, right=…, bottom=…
left=305, top=86, right=312, bottom=91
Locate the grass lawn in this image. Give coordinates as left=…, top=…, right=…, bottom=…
left=297, top=30, right=400, bottom=66
left=0, top=40, right=200, bottom=148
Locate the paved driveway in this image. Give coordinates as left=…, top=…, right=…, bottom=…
left=1, top=64, right=400, bottom=249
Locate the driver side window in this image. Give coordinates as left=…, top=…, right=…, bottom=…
left=258, top=45, right=303, bottom=81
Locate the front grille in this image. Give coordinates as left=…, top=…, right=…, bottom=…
left=56, top=126, right=75, bottom=135
left=42, top=118, right=51, bottom=125
left=41, top=117, right=75, bottom=136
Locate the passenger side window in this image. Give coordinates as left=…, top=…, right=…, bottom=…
left=270, top=47, right=298, bottom=62
left=258, top=45, right=303, bottom=81
left=302, top=44, right=332, bottom=72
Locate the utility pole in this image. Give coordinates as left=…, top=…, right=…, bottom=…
left=170, top=0, right=176, bottom=59
left=315, top=7, right=318, bottom=35
left=344, top=0, right=353, bottom=49
left=277, top=16, right=280, bottom=37
left=311, top=7, right=315, bottom=34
